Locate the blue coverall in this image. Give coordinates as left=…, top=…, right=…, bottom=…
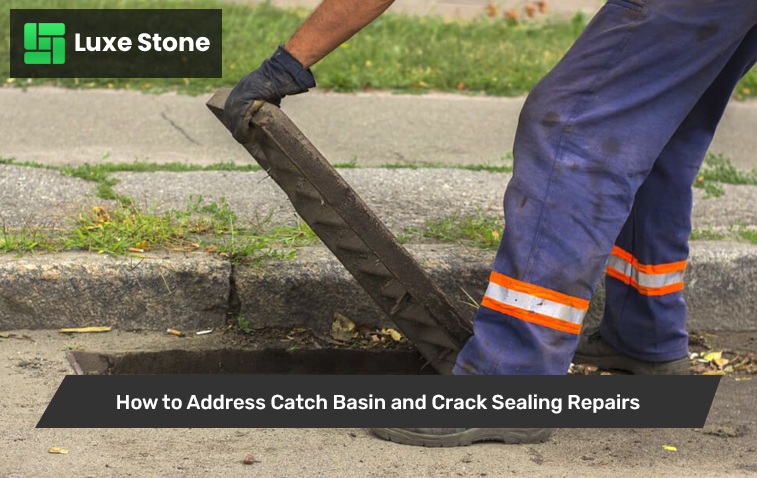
left=454, top=0, right=757, bottom=375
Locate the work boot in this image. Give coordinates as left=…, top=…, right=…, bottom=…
left=573, top=327, right=690, bottom=375
left=371, top=428, right=552, bottom=447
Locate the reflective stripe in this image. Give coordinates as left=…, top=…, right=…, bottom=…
left=489, top=271, right=590, bottom=310
left=606, top=247, right=686, bottom=296
left=611, top=246, right=687, bottom=275
left=481, top=273, right=587, bottom=335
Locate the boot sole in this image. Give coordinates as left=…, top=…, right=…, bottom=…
left=371, top=428, right=552, bottom=447
left=573, top=353, right=691, bottom=375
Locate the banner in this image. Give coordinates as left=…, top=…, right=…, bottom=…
left=37, top=375, right=720, bottom=428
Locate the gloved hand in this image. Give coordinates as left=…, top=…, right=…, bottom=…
left=224, top=45, right=316, bottom=143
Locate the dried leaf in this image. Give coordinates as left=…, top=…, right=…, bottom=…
left=662, top=445, right=677, bottom=452
left=702, top=370, right=725, bottom=375
left=380, top=328, right=403, bottom=342
left=714, top=357, right=730, bottom=368
left=59, top=326, right=112, bottom=334
left=703, top=351, right=722, bottom=362
left=331, top=313, right=356, bottom=342
left=135, top=240, right=151, bottom=251
left=48, top=447, right=69, bottom=454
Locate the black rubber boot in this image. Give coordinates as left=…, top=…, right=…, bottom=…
left=371, top=428, right=552, bottom=447
left=573, top=326, right=690, bottom=375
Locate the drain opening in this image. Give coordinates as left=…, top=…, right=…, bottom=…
left=67, top=348, right=436, bottom=375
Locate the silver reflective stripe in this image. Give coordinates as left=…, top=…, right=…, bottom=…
left=606, top=255, right=685, bottom=288
left=484, top=282, right=586, bottom=325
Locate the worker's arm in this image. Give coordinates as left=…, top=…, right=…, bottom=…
left=286, top=0, right=395, bottom=68
left=224, top=0, right=396, bottom=143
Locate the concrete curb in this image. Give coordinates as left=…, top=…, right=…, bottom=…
left=0, top=241, right=755, bottom=332
left=0, top=252, right=230, bottom=330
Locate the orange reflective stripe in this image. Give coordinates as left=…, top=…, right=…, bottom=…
left=611, top=246, right=687, bottom=275
left=606, top=266, right=684, bottom=296
left=488, top=271, right=590, bottom=311
left=482, top=297, right=582, bottom=335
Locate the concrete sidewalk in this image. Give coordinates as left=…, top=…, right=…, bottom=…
left=2, top=165, right=757, bottom=235
left=2, top=329, right=755, bottom=477
left=2, top=88, right=757, bottom=170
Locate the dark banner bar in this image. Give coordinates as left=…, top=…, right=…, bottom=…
left=10, top=9, right=222, bottom=78
left=37, top=375, right=720, bottom=428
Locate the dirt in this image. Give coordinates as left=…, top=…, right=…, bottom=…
left=1, top=329, right=756, bottom=477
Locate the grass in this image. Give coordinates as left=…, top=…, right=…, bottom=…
left=0, top=197, right=317, bottom=263
left=0, top=156, right=316, bottom=262
left=406, top=212, right=504, bottom=250
left=689, top=227, right=727, bottom=241
left=2, top=150, right=756, bottom=257
left=408, top=213, right=757, bottom=251
left=693, top=152, right=757, bottom=198
left=696, top=152, right=757, bottom=186
left=4, top=0, right=755, bottom=99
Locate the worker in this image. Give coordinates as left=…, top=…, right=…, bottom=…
left=224, top=0, right=757, bottom=447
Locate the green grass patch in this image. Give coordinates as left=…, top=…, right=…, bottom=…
left=697, top=152, right=757, bottom=185
left=1, top=0, right=586, bottom=96
left=693, top=152, right=757, bottom=199
left=408, top=215, right=754, bottom=251
left=0, top=223, right=56, bottom=254
left=381, top=162, right=513, bottom=173
left=730, top=222, right=757, bottom=245
left=407, top=213, right=504, bottom=250
left=0, top=193, right=316, bottom=263
left=5, top=0, right=753, bottom=99
left=689, top=227, right=727, bottom=241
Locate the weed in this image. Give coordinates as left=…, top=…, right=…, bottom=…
left=693, top=152, right=757, bottom=198
left=698, top=152, right=757, bottom=185
left=418, top=213, right=504, bottom=250
left=236, top=317, right=254, bottom=334
left=0, top=222, right=55, bottom=254
left=690, top=227, right=727, bottom=241
left=731, top=222, right=757, bottom=244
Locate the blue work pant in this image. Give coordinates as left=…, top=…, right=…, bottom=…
left=455, top=0, right=757, bottom=375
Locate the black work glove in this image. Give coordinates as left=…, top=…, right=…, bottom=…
left=224, top=45, right=316, bottom=143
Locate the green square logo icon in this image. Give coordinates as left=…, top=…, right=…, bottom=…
left=24, top=22, right=65, bottom=65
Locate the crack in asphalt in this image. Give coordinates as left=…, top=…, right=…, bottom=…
left=160, top=110, right=202, bottom=146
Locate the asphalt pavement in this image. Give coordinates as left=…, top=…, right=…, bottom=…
left=1, top=330, right=755, bottom=478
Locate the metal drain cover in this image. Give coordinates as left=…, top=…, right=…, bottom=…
left=207, top=89, right=472, bottom=374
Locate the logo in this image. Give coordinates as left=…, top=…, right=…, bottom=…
left=12, top=10, right=221, bottom=78
left=24, top=22, right=65, bottom=65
